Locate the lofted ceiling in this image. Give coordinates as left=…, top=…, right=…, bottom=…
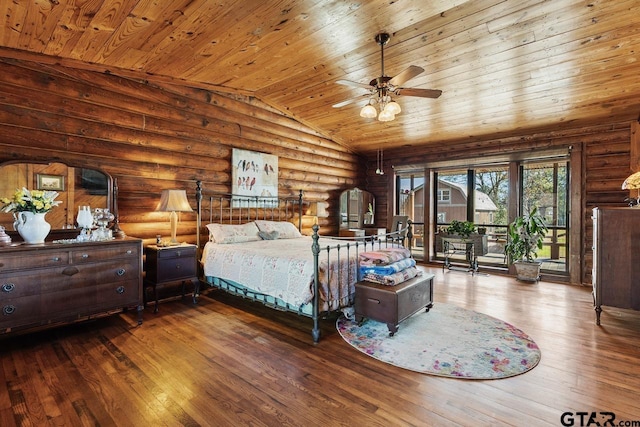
left=0, top=0, right=639, bottom=157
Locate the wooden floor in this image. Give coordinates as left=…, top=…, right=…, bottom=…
left=1, top=265, right=640, bottom=426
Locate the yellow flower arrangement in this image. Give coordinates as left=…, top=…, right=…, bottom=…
left=1, top=187, right=62, bottom=214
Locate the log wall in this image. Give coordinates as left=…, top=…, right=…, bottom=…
left=0, top=58, right=363, bottom=243
left=366, top=123, right=635, bottom=285
left=1, top=55, right=633, bottom=285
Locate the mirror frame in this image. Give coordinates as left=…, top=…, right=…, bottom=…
left=339, top=187, right=375, bottom=230
left=0, top=160, right=118, bottom=242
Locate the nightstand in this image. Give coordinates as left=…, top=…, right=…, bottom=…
left=144, top=244, right=198, bottom=313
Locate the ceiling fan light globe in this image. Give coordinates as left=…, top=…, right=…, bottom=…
left=384, top=101, right=401, bottom=115
left=360, top=104, right=377, bottom=118
left=378, top=110, right=395, bottom=121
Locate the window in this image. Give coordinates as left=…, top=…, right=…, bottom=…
left=396, top=152, right=570, bottom=275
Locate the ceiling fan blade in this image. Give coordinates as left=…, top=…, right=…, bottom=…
left=336, top=79, right=372, bottom=90
left=395, top=87, right=442, bottom=99
left=332, top=96, right=366, bottom=108
left=388, top=65, right=424, bottom=87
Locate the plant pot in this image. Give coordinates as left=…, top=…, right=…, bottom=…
left=513, top=260, right=541, bottom=282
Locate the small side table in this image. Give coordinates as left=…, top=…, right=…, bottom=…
left=144, top=244, right=198, bottom=313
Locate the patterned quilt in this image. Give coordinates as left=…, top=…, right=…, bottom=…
left=361, top=266, right=422, bottom=286
left=358, top=247, right=412, bottom=266
left=201, top=237, right=361, bottom=311
left=359, top=257, right=416, bottom=276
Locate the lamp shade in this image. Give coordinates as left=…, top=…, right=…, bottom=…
left=378, top=109, right=395, bottom=121
left=360, top=104, right=377, bottom=118
left=156, top=189, right=193, bottom=212
left=622, top=171, right=640, bottom=190
left=156, top=189, right=192, bottom=245
left=384, top=100, right=401, bottom=115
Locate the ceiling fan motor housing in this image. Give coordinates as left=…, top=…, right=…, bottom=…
left=375, top=32, right=391, bottom=46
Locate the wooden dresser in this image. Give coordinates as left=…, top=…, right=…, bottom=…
left=592, top=207, right=640, bottom=325
left=0, top=238, right=143, bottom=335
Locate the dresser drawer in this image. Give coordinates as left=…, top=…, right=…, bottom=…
left=155, top=257, right=196, bottom=282
left=71, top=244, right=139, bottom=264
left=0, top=259, right=140, bottom=297
left=40, top=279, right=141, bottom=318
left=156, top=246, right=196, bottom=259
left=96, top=280, right=142, bottom=309
left=0, top=251, right=69, bottom=272
left=0, top=295, right=41, bottom=330
left=79, top=259, right=141, bottom=286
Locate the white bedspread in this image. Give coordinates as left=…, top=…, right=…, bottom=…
left=201, top=236, right=359, bottom=311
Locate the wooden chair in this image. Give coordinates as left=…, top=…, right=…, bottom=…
left=391, top=215, right=409, bottom=238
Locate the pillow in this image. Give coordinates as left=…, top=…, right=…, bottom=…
left=258, top=230, right=279, bottom=240
left=254, top=220, right=302, bottom=239
left=206, top=222, right=261, bottom=244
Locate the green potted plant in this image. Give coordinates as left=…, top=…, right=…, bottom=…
left=504, top=207, right=548, bottom=282
left=445, top=220, right=476, bottom=239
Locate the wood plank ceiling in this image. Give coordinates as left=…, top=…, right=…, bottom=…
left=0, top=0, right=639, bottom=156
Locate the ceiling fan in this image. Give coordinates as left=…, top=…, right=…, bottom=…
left=333, top=32, right=442, bottom=121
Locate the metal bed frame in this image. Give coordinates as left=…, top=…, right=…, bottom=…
left=194, top=181, right=411, bottom=343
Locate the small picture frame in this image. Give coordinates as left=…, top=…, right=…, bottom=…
left=36, top=174, right=65, bottom=191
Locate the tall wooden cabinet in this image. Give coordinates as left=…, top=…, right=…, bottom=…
left=0, top=238, right=143, bottom=334
left=592, top=207, right=640, bottom=324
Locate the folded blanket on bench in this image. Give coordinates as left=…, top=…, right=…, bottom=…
left=361, top=266, right=422, bottom=286
left=359, top=257, right=416, bottom=276
left=359, top=247, right=412, bottom=266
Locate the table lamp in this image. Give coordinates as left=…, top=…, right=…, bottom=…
left=622, top=171, right=640, bottom=206
left=156, top=189, right=193, bottom=244
left=305, top=202, right=319, bottom=225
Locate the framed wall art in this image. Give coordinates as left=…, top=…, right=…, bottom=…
left=36, top=174, right=65, bottom=191
left=231, top=148, right=278, bottom=206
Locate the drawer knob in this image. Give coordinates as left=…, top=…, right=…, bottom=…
left=2, top=305, right=15, bottom=315
left=82, top=253, right=89, bottom=259
left=176, top=251, right=181, bottom=256
left=117, top=268, right=126, bottom=276
left=1, top=283, right=15, bottom=293
left=116, top=286, right=125, bottom=294
left=126, top=250, right=132, bottom=255
left=52, top=257, right=60, bottom=262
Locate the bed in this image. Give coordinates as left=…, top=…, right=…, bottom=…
left=194, top=181, right=412, bottom=342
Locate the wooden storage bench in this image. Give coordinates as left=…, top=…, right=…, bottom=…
left=354, top=273, right=434, bottom=336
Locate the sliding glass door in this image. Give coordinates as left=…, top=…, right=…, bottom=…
left=435, top=166, right=510, bottom=268
left=521, top=160, right=569, bottom=274
left=395, top=156, right=569, bottom=275
left=396, top=173, right=425, bottom=260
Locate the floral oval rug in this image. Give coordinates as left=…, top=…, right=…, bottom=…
left=336, top=303, right=541, bottom=379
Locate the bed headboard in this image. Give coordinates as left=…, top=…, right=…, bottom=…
left=195, top=180, right=304, bottom=249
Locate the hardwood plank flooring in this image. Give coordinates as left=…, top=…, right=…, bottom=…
left=1, top=265, right=640, bottom=426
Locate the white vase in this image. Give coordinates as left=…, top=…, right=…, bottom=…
left=14, top=211, right=51, bottom=244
